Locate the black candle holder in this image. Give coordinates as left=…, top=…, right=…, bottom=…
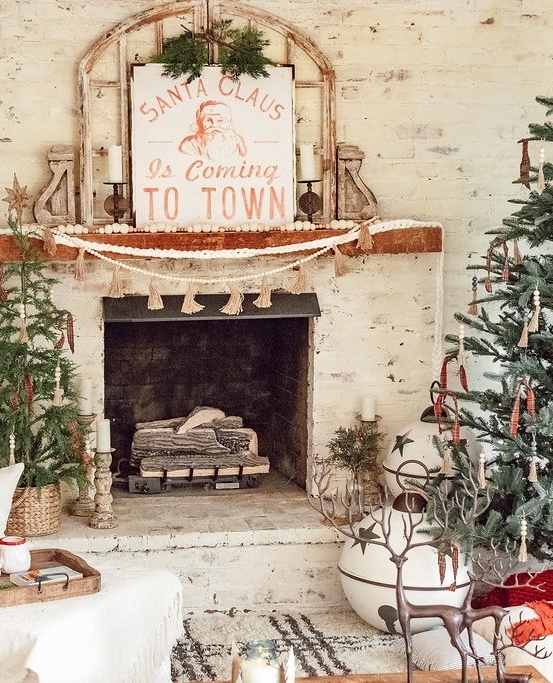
left=103, top=182, right=129, bottom=224
left=298, top=180, right=322, bottom=222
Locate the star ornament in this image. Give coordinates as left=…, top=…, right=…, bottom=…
left=351, top=521, right=380, bottom=554
left=391, top=430, right=414, bottom=458
left=3, top=173, right=32, bottom=223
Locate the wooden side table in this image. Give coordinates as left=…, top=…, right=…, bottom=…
left=293, top=668, right=547, bottom=683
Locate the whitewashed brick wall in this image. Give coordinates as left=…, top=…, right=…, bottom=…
left=2, top=0, right=552, bottom=461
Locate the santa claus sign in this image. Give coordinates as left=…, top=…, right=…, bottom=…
left=131, top=64, right=295, bottom=228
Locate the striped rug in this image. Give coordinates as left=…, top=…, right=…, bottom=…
left=170, top=609, right=406, bottom=682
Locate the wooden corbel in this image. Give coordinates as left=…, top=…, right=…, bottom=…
left=336, top=144, right=378, bottom=221
left=34, top=145, right=76, bottom=226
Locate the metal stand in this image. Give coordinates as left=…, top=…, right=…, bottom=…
left=89, top=448, right=118, bottom=529
left=103, top=182, right=129, bottom=224
left=298, top=180, right=322, bottom=222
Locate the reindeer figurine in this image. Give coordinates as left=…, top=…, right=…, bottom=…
left=310, top=457, right=549, bottom=683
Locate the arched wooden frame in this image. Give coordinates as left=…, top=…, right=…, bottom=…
left=78, top=1, right=336, bottom=228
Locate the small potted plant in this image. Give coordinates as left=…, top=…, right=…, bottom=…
left=327, top=419, right=385, bottom=510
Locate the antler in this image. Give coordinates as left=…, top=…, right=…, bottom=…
left=308, top=457, right=367, bottom=541
left=470, top=540, right=545, bottom=592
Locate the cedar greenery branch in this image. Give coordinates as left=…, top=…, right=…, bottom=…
left=326, top=420, right=385, bottom=483
left=150, top=19, right=276, bottom=82
left=0, top=214, right=89, bottom=491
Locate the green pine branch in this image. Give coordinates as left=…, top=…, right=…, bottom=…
left=150, top=20, right=275, bottom=83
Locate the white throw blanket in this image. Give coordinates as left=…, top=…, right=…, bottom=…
left=0, top=566, right=184, bottom=683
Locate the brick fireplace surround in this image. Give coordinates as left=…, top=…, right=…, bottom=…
left=3, top=226, right=442, bottom=611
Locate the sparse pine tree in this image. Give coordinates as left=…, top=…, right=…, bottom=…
left=0, top=215, right=88, bottom=490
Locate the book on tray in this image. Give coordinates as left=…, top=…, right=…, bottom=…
left=9, top=565, right=83, bottom=587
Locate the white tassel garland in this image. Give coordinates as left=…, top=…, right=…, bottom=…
left=148, top=278, right=164, bottom=310
left=253, top=277, right=272, bottom=308
left=181, top=285, right=205, bottom=314
left=220, top=284, right=244, bottom=315
left=74, top=248, right=86, bottom=281
left=288, top=264, right=308, bottom=294
left=107, top=264, right=124, bottom=298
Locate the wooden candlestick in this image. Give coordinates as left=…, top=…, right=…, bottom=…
left=89, top=449, right=118, bottom=529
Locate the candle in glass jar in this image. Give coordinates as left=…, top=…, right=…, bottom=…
left=108, top=145, right=123, bottom=183
left=96, top=417, right=111, bottom=452
left=241, top=641, right=280, bottom=683
left=361, top=395, right=376, bottom=422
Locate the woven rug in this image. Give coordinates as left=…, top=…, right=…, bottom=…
left=170, top=608, right=407, bottom=682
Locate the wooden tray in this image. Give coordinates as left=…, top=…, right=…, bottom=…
left=0, top=548, right=101, bottom=607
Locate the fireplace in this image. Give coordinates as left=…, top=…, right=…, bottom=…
left=103, top=293, right=320, bottom=489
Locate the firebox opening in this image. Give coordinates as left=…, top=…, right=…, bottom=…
left=103, top=294, right=319, bottom=490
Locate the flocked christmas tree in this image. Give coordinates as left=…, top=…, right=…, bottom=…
left=425, top=93, right=553, bottom=563
left=0, top=214, right=88, bottom=490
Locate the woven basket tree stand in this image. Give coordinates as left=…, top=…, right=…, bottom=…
left=6, top=484, right=62, bottom=537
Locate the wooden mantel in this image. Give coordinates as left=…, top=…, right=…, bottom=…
left=0, top=226, right=442, bottom=261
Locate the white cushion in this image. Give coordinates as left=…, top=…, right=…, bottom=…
left=473, top=604, right=553, bottom=681
left=399, top=626, right=496, bottom=670
left=0, top=463, right=24, bottom=535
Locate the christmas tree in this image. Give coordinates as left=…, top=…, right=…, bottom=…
left=425, top=94, right=553, bottom=563
left=0, top=214, right=88, bottom=489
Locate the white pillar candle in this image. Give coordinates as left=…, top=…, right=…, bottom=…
left=96, top=417, right=111, bottom=452
left=77, top=377, right=93, bottom=415
left=361, top=395, right=376, bottom=421
left=299, top=143, right=316, bottom=181
left=108, top=145, right=123, bottom=183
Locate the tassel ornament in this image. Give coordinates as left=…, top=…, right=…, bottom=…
left=468, top=276, right=478, bottom=315
left=478, top=452, right=487, bottom=489
left=107, top=264, right=124, bottom=298
left=440, top=448, right=454, bottom=477
left=181, top=285, right=205, bottom=314
left=518, top=517, right=528, bottom=563
left=9, top=433, right=15, bottom=466
left=529, top=434, right=538, bottom=483
left=220, top=284, right=244, bottom=315
left=529, top=454, right=538, bottom=483
left=333, top=245, right=351, bottom=277
left=527, top=283, right=540, bottom=333
left=147, top=278, right=164, bottom=310
left=538, top=147, right=546, bottom=193
left=74, top=248, right=86, bottom=281
left=253, top=277, right=272, bottom=309
left=53, top=364, right=63, bottom=406
left=513, top=238, right=523, bottom=265
left=517, top=321, right=529, bottom=348
left=18, top=303, right=28, bottom=343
